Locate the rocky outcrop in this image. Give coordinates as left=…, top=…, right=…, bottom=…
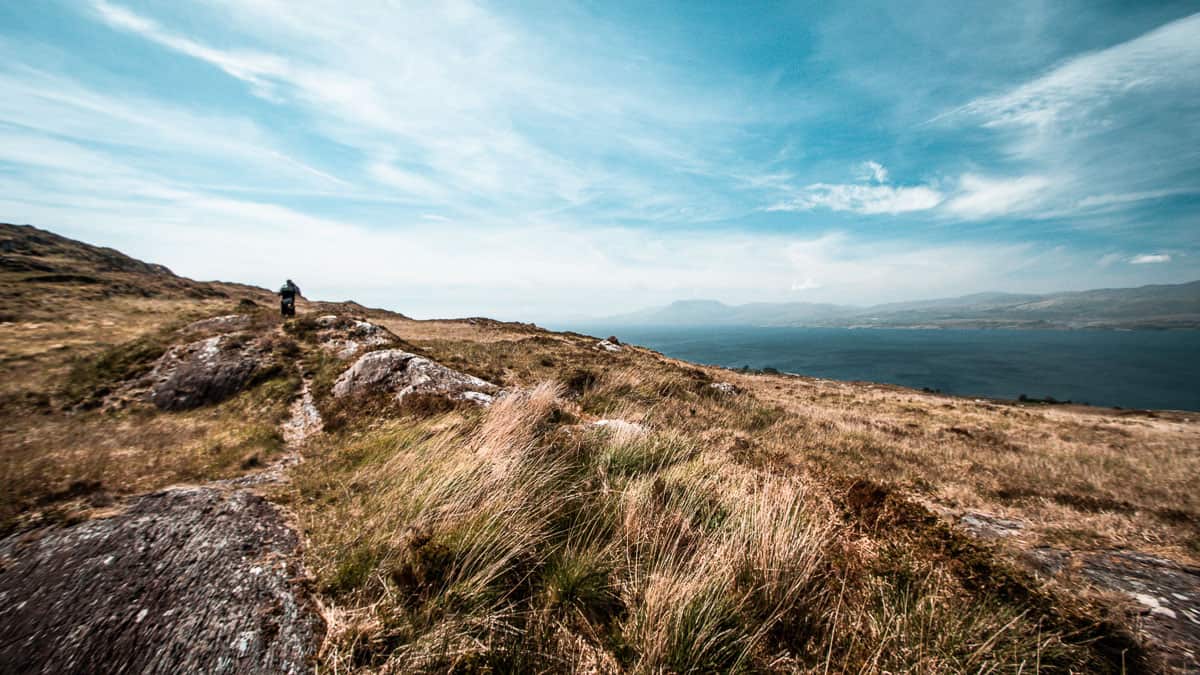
left=0, top=487, right=324, bottom=674
left=951, top=507, right=1200, bottom=671
left=147, top=333, right=268, bottom=411
left=594, top=339, right=622, bottom=353
left=1022, top=548, right=1200, bottom=672
left=959, top=512, right=1024, bottom=539
left=332, top=349, right=498, bottom=404
left=315, top=317, right=395, bottom=359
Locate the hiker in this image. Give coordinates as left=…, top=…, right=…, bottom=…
left=278, top=279, right=301, bottom=317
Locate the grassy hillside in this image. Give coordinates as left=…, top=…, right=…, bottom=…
left=3, top=224, right=1199, bottom=672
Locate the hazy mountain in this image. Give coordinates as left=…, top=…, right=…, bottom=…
left=603, top=282, right=1200, bottom=329
left=609, top=299, right=856, bottom=326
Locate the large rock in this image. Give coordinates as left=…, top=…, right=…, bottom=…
left=332, top=349, right=498, bottom=403
left=316, top=317, right=395, bottom=359
left=0, top=487, right=324, bottom=674
left=147, top=334, right=267, bottom=411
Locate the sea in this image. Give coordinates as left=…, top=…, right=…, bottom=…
left=554, top=325, right=1200, bottom=411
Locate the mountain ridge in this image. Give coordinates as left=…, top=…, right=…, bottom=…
left=603, top=281, right=1200, bottom=329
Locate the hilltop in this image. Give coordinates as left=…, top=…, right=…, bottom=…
left=608, top=282, right=1200, bottom=329
left=2, top=223, right=1199, bottom=672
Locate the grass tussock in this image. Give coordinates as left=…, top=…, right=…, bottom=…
left=294, top=374, right=1121, bottom=672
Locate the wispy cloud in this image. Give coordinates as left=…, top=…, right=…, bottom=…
left=767, top=183, right=944, bottom=215
left=944, top=12, right=1200, bottom=217
left=1130, top=253, right=1171, bottom=265
left=766, top=161, right=945, bottom=215
left=856, top=161, right=889, bottom=184
left=943, top=174, right=1051, bottom=219
left=1, top=1, right=1196, bottom=318
left=85, top=0, right=784, bottom=224
left=957, top=13, right=1200, bottom=134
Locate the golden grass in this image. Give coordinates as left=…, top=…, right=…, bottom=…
left=717, top=368, right=1200, bottom=561
left=2, top=271, right=1186, bottom=671
left=0, top=372, right=298, bottom=532
left=290, top=363, right=1130, bottom=672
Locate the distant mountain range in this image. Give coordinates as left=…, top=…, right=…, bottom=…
left=604, top=281, right=1200, bottom=330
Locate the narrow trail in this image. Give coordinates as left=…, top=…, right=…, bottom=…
left=0, top=371, right=326, bottom=674
left=225, top=375, right=322, bottom=488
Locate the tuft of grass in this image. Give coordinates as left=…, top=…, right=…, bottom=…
left=60, top=333, right=169, bottom=406
left=592, top=429, right=695, bottom=478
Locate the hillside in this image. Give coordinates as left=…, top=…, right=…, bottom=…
left=2, top=223, right=1199, bottom=672
left=608, top=282, right=1200, bottom=329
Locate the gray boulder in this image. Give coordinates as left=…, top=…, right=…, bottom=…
left=332, top=349, right=497, bottom=403
left=0, top=487, right=323, bottom=673
left=595, top=339, right=622, bottom=353
left=317, top=317, right=395, bottom=359
left=147, top=334, right=268, bottom=411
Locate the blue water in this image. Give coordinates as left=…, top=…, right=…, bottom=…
left=557, top=325, right=1200, bottom=411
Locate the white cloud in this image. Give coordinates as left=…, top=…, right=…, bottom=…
left=856, top=160, right=889, bottom=183
left=943, top=174, right=1051, bottom=218
left=1130, top=253, right=1171, bottom=264
left=768, top=183, right=944, bottom=215
left=92, top=0, right=292, bottom=100
left=942, top=12, right=1200, bottom=217
left=958, top=13, right=1200, bottom=134
left=85, top=0, right=783, bottom=223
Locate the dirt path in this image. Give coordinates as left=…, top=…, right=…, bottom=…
left=225, top=378, right=321, bottom=488
left=0, top=374, right=326, bottom=674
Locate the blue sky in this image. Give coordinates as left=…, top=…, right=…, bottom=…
left=1, top=0, right=1198, bottom=320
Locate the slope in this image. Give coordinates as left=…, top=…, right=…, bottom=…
left=2, top=224, right=1198, bottom=672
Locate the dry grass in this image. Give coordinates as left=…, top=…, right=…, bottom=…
left=714, top=368, right=1200, bottom=561
left=1, top=229, right=1187, bottom=670
left=289, top=354, right=1135, bottom=672
left=0, top=369, right=298, bottom=532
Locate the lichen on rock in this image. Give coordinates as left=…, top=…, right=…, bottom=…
left=145, top=332, right=268, bottom=411
left=332, top=348, right=498, bottom=404
left=0, top=487, right=324, bottom=674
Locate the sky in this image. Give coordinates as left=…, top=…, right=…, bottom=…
left=1, top=0, right=1198, bottom=320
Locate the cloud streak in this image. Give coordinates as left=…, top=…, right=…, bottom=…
left=0, top=1, right=1195, bottom=318
left=1130, top=254, right=1171, bottom=265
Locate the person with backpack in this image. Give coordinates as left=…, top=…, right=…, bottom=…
left=278, top=279, right=301, bottom=317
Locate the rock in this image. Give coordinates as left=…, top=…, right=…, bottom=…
left=710, top=382, right=739, bottom=395
left=460, top=391, right=496, bottom=405
left=0, top=487, right=323, bottom=674
left=332, top=349, right=498, bottom=404
left=959, top=512, right=1024, bottom=538
left=595, top=340, right=622, bottom=353
left=349, top=320, right=383, bottom=337
left=1015, top=547, right=1200, bottom=671
left=316, top=317, right=394, bottom=359
left=147, top=333, right=267, bottom=411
